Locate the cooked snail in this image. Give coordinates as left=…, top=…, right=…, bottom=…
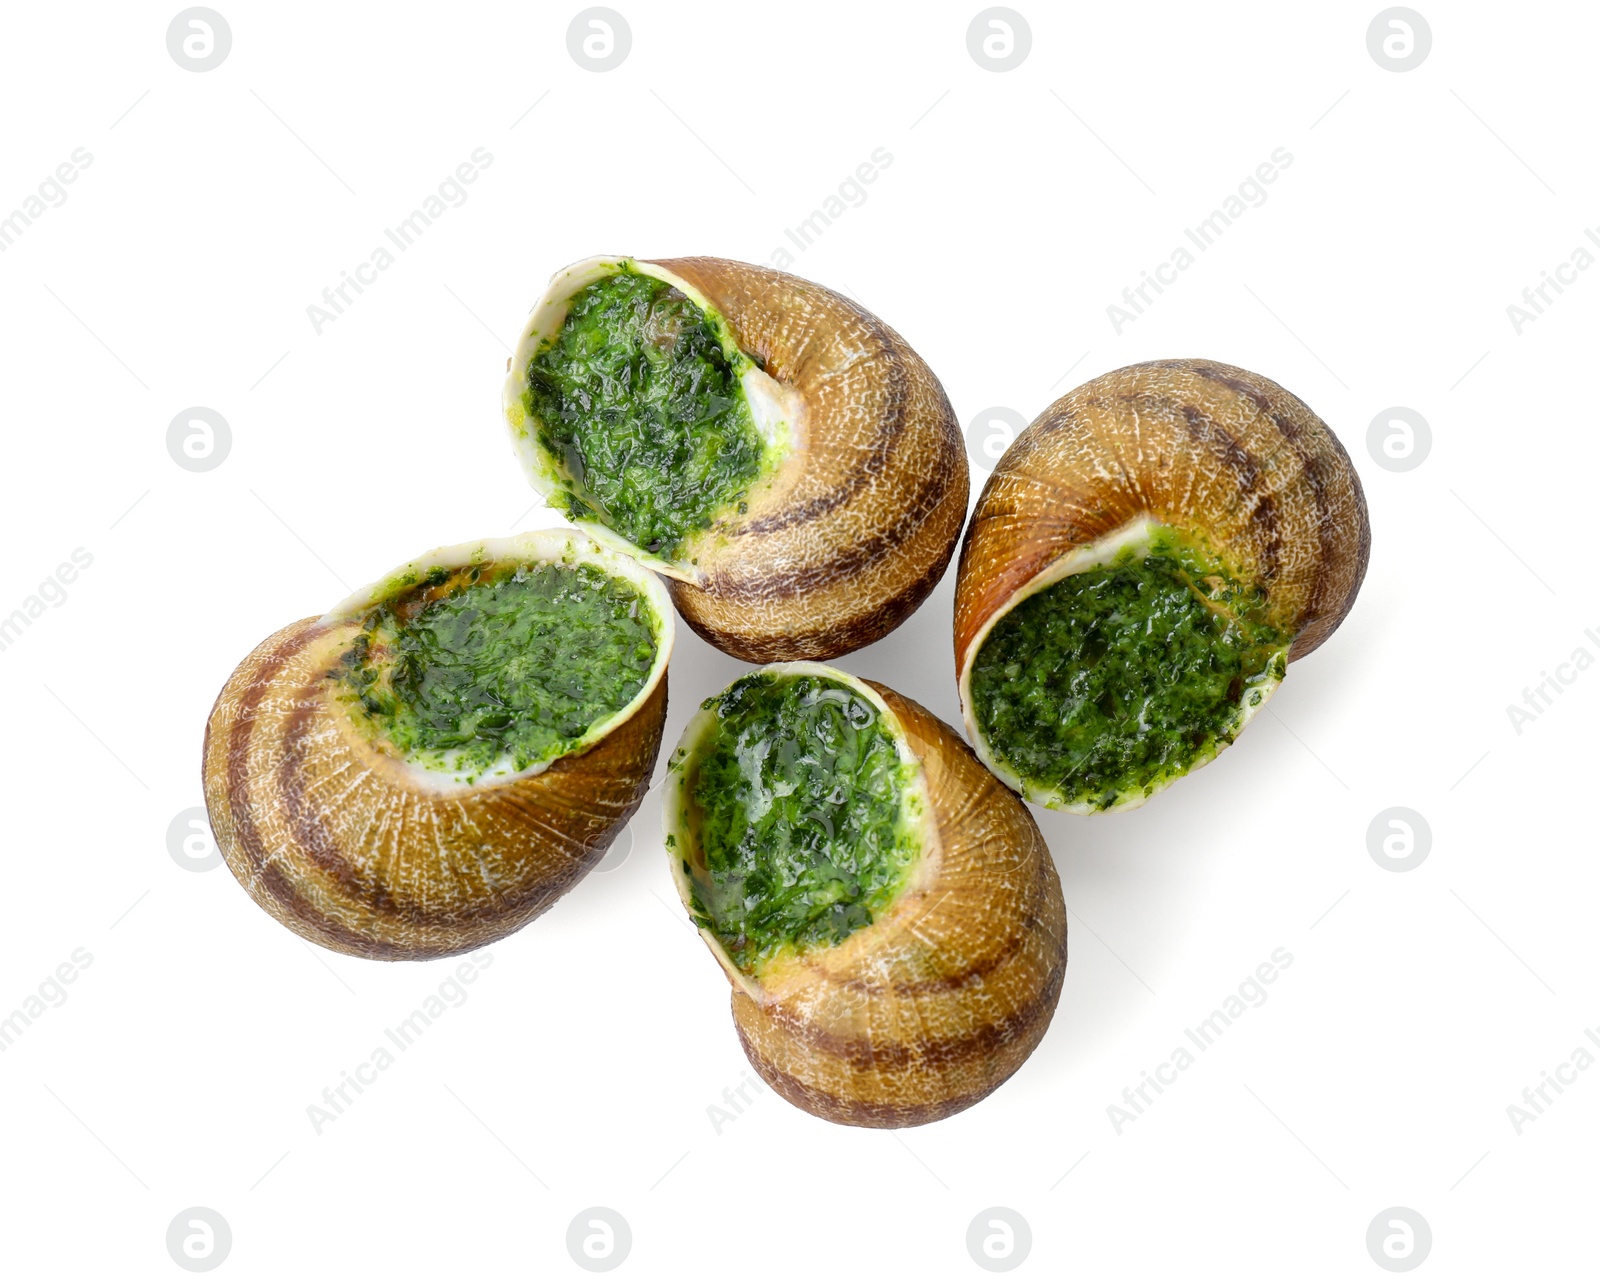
left=202, top=531, right=672, bottom=960
left=665, top=663, right=1067, bottom=1127
left=501, top=256, right=968, bottom=662
left=955, top=358, right=1370, bottom=813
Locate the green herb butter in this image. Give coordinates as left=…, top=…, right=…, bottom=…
left=685, top=673, right=921, bottom=975
left=524, top=270, right=765, bottom=559
left=970, top=529, right=1287, bottom=809
left=337, top=561, right=657, bottom=781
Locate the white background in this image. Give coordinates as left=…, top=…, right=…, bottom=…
left=1, top=1, right=1595, bottom=1275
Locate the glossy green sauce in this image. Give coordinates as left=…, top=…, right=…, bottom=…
left=970, top=531, right=1287, bottom=809
left=523, top=270, right=765, bottom=559
left=338, top=561, right=656, bottom=781
left=684, top=673, right=920, bottom=975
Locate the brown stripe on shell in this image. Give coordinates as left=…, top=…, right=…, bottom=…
left=1180, top=401, right=1264, bottom=496
left=693, top=420, right=954, bottom=602
left=646, top=257, right=968, bottom=663
left=215, top=621, right=402, bottom=956
left=735, top=1007, right=1021, bottom=1129
left=670, top=509, right=960, bottom=662
left=1198, top=361, right=1368, bottom=657
left=1195, top=363, right=1273, bottom=412
left=202, top=616, right=668, bottom=961
left=278, top=684, right=375, bottom=904
left=1275, top=408, right=1369, bottom=658
left=1175, top=397, right=1287, bottom=581
left=722, top=682, right=1068, bottom=1129
left=823, top=908, right=1037, bottom=997
left=1250, top=494, right=1282, bottom=583
left=757, top=925, right=1064, bottom=1073
left=738, top=305, right=907, bottom=535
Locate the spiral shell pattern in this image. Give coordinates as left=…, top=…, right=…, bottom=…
left=504, top=256, right=969, bottom=662
left=667, top=670, right=1067, bottom=1127
left=202, top=533, right=671, bottom=960
left=957, top=358, right=1370, bottom=674
left=953, top=359, right=1369, bottom=812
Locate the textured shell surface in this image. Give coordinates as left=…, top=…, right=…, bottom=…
left=503, top=255, right=971, bottom=663
left=665, top=664, right=1068, bottom=1128
left=202, top=530, right=672, bottom=961
left=955, top=358, right=1371, bottom=812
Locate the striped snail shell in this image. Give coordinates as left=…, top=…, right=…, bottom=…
left=665, top=662, right=1067, bottom=1128
left=955, top=358, right=1370, bottom=813
left=502, top=255, right=968, bottom=663
left=202, top=531, right=672, bottom=960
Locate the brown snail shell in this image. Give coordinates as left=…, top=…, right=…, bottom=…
left=202, top=531, right=672, bottom=960
left=955, top=358, right=1370, bottom=813
left=664, top=663, right=1068, bottom=1128
left=502, top=256, right=969, bottom=663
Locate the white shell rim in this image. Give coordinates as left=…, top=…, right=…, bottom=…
left=498, top=255, right=800, bottom=584
left=321, top=528, right=675, bottom=794
left=662, top=660, right=940, bottom=1002
left=956, top=515, right=1287, bottom=814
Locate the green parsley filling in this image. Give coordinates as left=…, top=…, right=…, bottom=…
left=337, top=560, right=657, bottom=781
left=683, top=672, right=921, bottom=976
left=523, top=269, right=766, bottom=560
left=969, top=529, right=1287, bottom=810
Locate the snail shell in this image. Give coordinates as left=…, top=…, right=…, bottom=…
left=955, top=358, right=1370, bottom=813
left=202, top=531, right=672, bottom=960
left=665, top=663, right=1067, bottom=1128
left=502, top=256, right=968, bottom=662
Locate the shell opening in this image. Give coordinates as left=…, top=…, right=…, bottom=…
left=325, top=532, right=672, bottom=790
left=664, top=663, right=932, bottom=991
left=961, top=519, right=1289, bottom=813
left=502, top=257, right=798, bottom=581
